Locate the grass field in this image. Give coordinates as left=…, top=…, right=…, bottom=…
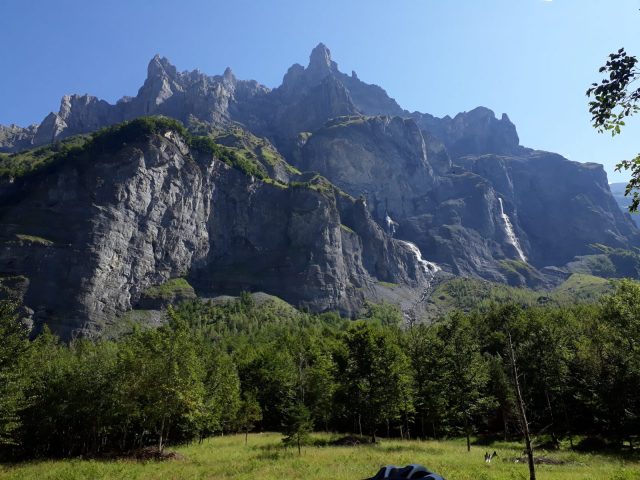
left=1, top=433, right=639, bottom=480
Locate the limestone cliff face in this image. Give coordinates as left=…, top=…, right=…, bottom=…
left=292, top=111, right=638, bottom=284
left=0, top=132, right=212, bottom=336
left=295, top=116, right=437, bottom=222
left=0, top=124, right=39, bottom=152
left=0, top=131, right=430, bottom=337
left=293, top=115, right=535, bottom=284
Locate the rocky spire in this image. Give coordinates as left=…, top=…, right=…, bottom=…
left=147, top=54, right=177, bottom=79
left=306, top=43, right=338, bottom=83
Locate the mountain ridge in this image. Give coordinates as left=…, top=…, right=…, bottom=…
left=0, top=44, right=516, bottom=157
left=0, top=44, right=638, bottom=337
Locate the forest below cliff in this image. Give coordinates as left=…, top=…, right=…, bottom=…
left=1, top=279, right=639, bottom=461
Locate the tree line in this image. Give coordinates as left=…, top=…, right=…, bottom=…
left=1, top=282, right=639, bottom=459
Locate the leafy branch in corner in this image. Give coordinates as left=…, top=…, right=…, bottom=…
left=587, top=48, right=640, bottom=212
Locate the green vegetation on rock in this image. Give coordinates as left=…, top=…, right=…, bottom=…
left=375, top=280, right=399, bottom=289
left=0, top=117, right=187, bottom=179
left=88, top=116, right=189, bottom=154
left=290, top=174, right=352, bottom=198
left=425, top=274, right=612, bottom=319
left=552, top=273, right=610, bottom=302
left=0, top=117, right=275, bottom=182
left=209, top=126, right=300, bottom=178
left=189, top=135, right=268, bottom=180
left=324, top=115, right=370, bottom=129
left=499, top=259, right=534, bottom=275
left=14, top=234, right=54, bottom=246
left=0, top=135, right=88, bottom=178
left=141, top=278, right=195, bottom=301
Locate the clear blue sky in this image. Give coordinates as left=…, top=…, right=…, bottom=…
left=1, top=0, right=639, bottom=182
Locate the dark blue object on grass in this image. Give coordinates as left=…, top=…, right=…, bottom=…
left=365, top=464, right=445, bottom=480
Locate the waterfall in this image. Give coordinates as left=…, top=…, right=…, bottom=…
left=385, top=213, right=397, bottom=237
left=498, top=197, right=527, bottom=262
left=396, top=240, right=440, bottom=326
left=398, top=240, right=440, bottom=274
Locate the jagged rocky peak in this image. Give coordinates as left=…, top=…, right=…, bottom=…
left=451, top=107, right=520, bottom=153
left=147, top=54, right=178, bottom=79
left=454, top=106, right=517, bottom=134
left=307, top=43, right=339, bottom=81
left=283, top=43, right=405, bottom=118
left=281, top=43, right=341, bottom=93
left=0, top=124, right=38, bottom=152
left=223, top=66, right=235, bottom=82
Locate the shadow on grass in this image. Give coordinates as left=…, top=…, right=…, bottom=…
left=570, top=436, right=640, bottom=461
left=254, top=434, right=377, bottom=451
left=255, top=449, right=287, bottom=461
left=0, top=446, right=187, bottom=466
left=474, top=434, right=640, bottom=463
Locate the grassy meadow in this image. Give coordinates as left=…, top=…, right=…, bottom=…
left=1, top=433, right=638, bottom=480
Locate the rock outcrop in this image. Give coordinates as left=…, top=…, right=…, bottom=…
left=294, top=116, right=438, bottom=221
left=415, top=107, right=522, bottom=157
left=0, top=124, right=39, bottom=152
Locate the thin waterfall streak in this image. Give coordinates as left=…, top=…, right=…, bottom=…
left=498, top=197, right=527, bottom=262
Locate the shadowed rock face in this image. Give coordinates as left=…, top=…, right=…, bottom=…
left=459, top=152, right=638, bottom=266
left=0, top=132, right=431, bottom=338
left=1, top=43, right=638, bottom=333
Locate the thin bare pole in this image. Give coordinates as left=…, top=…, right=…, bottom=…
left=507, top=331, right=536, bottom=480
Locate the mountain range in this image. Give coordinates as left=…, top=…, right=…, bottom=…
left=1, top=43, right=637, bottom=338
